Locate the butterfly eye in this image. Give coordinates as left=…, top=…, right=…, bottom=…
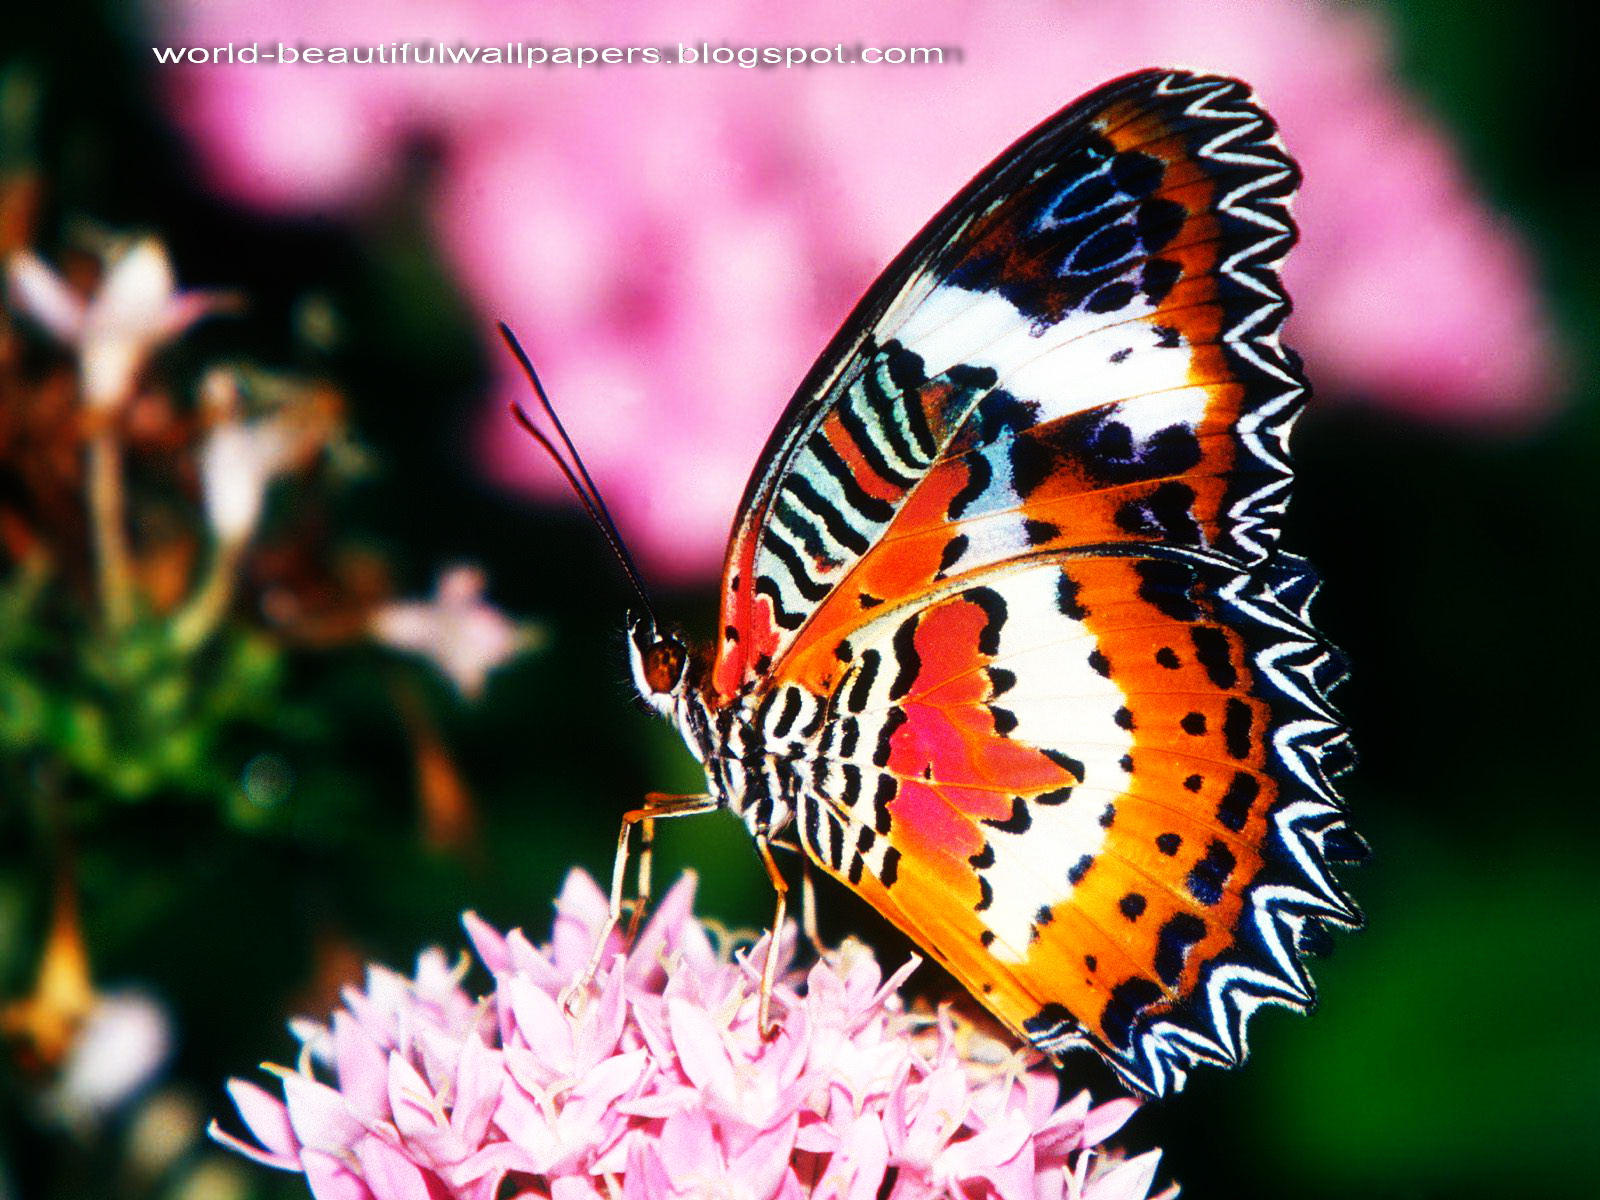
left=643, top=640, right=686, bottom=694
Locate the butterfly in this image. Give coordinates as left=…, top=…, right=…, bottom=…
left=515, top=67, right=1366, bottom=1099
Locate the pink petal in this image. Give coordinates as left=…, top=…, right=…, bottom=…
left=653, top=1107, right=721, bottom=1184
left=332, top=1013, right=391, bottom=1123
left=561, top=1049, right=648, bottom=1135
left=1080, top=1099, right=1141, bottom=1150
left=574, top=961, right=628, bottom=1072
left=5, top=251, right=85, bottom=342
left=451, top=1034, right=503, bottom=1149
left=1084, top=1149, right=1165, bottom=1200
left=300, top=1147, right=378, bottom=1200
left=386, top=1051, right=445, bottom=1147
left=492, top=1077, right=558, bottom=1165
left=666, top=998, right=735, bottom=1099
left=824, top=1110, right=889, bottom=1200
left=206, top=1119, right=299, bottom=1171
left=505, top=975, right=574, bottom=1076
left=461, top=912, right=511, bottom=975
left=731, top=1112, right=801, bottom=1200
left=280, top=1071, right=368, bottom=1154
left=353, top=1132, right=437, bottom=1200
left=224, top=1078, right=299, bottom=1158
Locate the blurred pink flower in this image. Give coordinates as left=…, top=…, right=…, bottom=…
left=211, top=869, right=1174, bottom=1200
left=150, top=0, right=1561, bottom=582
left=369, top=566, right=538, bottom=698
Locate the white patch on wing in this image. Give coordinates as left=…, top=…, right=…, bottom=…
left=967, top=568, right=1134, bottom=962
left=886, top=285, right=1205, bottom=426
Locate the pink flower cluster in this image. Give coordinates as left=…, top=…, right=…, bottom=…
left=212, top=870, right=1172, bottom=1199
left=151, top=0, right=1563, bottom=582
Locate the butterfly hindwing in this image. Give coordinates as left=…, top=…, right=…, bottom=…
left=704, top=69, right=1363, bottom=1095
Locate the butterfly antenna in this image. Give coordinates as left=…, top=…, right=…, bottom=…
left=498, top=322, right=659, bottom=625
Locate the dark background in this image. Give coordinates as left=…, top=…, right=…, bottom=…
left=2, top=2, right=1596, bottom=1198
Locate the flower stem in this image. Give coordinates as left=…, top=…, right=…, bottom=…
left=170, top=536, right=245, bottom=653
left=85, top=426, right=135, bottom=632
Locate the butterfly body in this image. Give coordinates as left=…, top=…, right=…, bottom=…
left=624, top=69, right=1364, bottom=1098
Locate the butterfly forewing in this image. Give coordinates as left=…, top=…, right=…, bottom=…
left=704, top=69, right=1363, bottom=1096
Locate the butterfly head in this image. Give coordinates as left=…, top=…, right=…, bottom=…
left=627, top=610, right=691, bottom=717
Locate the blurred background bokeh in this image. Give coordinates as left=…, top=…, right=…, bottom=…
left=1, top=1, right=1593, bottom=1198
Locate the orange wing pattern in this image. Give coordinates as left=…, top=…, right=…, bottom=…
left=690, top=70, right=1364, bottom=1096
left=780, top=553, right=1359, bottom=1094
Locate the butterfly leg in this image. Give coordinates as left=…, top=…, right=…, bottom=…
left=766, top=836, right=823, bottom=951
left=561, top=792, right=718, bottom=1016
left=798, top=852, right=822, bottom=952
left=752, top=833, right=790, bottom=1040
left=624, top=792, right=711, bottom=939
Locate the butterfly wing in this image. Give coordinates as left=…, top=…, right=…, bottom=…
left=713, top=68, right=1306, bottom=701
left=784, top=551, right=1360, bottom=1096
left=712, top=70, right=1364, bottom=1095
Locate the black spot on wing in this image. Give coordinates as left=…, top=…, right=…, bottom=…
left=936, top=534, right=969, bottom=578
left=769, top=689, right=802, bottom=739
left=1222, top=698, right=1254, bottom=759
left=1216, top=771, right=1259, bottom=833
left=1111, top=149, right=1164, bottom=197
left=961, top=587, right=1008, bottom=655
left=1153, top=913, right=1208, bottom=987
left=873, top=775, right=896, bottom=833
left=1043, top=748, right=1086, bottom=782
left=1142, top=257, right=1182, bottom=304
left=1086, top=279, right=1137, bottom=314
left=1322, top=825, right=1372, bottom=865
left=1047, top=408, right=1201, bottom=488
left=983, top=796, right=1032, bottom=834
left=1135, top=196, right=1185, bottom=252
left=1185, top=840, right=1236, bottom=907
left=1056, top=570, right=1090, bottom=620
left=879, top=846, right=900, bottom=888
left=1024, top=518, right=1060, bottom=546
left=845, top=650, right=880, bottom=713
left=1134, top=558, right=1203, bottom=621
left=1069, top=223, right=1138, bottom=274
left=887, top=615, right=922, bottom=701
left=1115, top=481, right=1201, bottom=543
left=873, top=708, right=907, bottom=767
left=1188, top=625, right=1239, bottom=689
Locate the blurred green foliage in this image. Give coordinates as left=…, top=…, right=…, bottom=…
left=2, top=2, right=1597, bottom=1199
